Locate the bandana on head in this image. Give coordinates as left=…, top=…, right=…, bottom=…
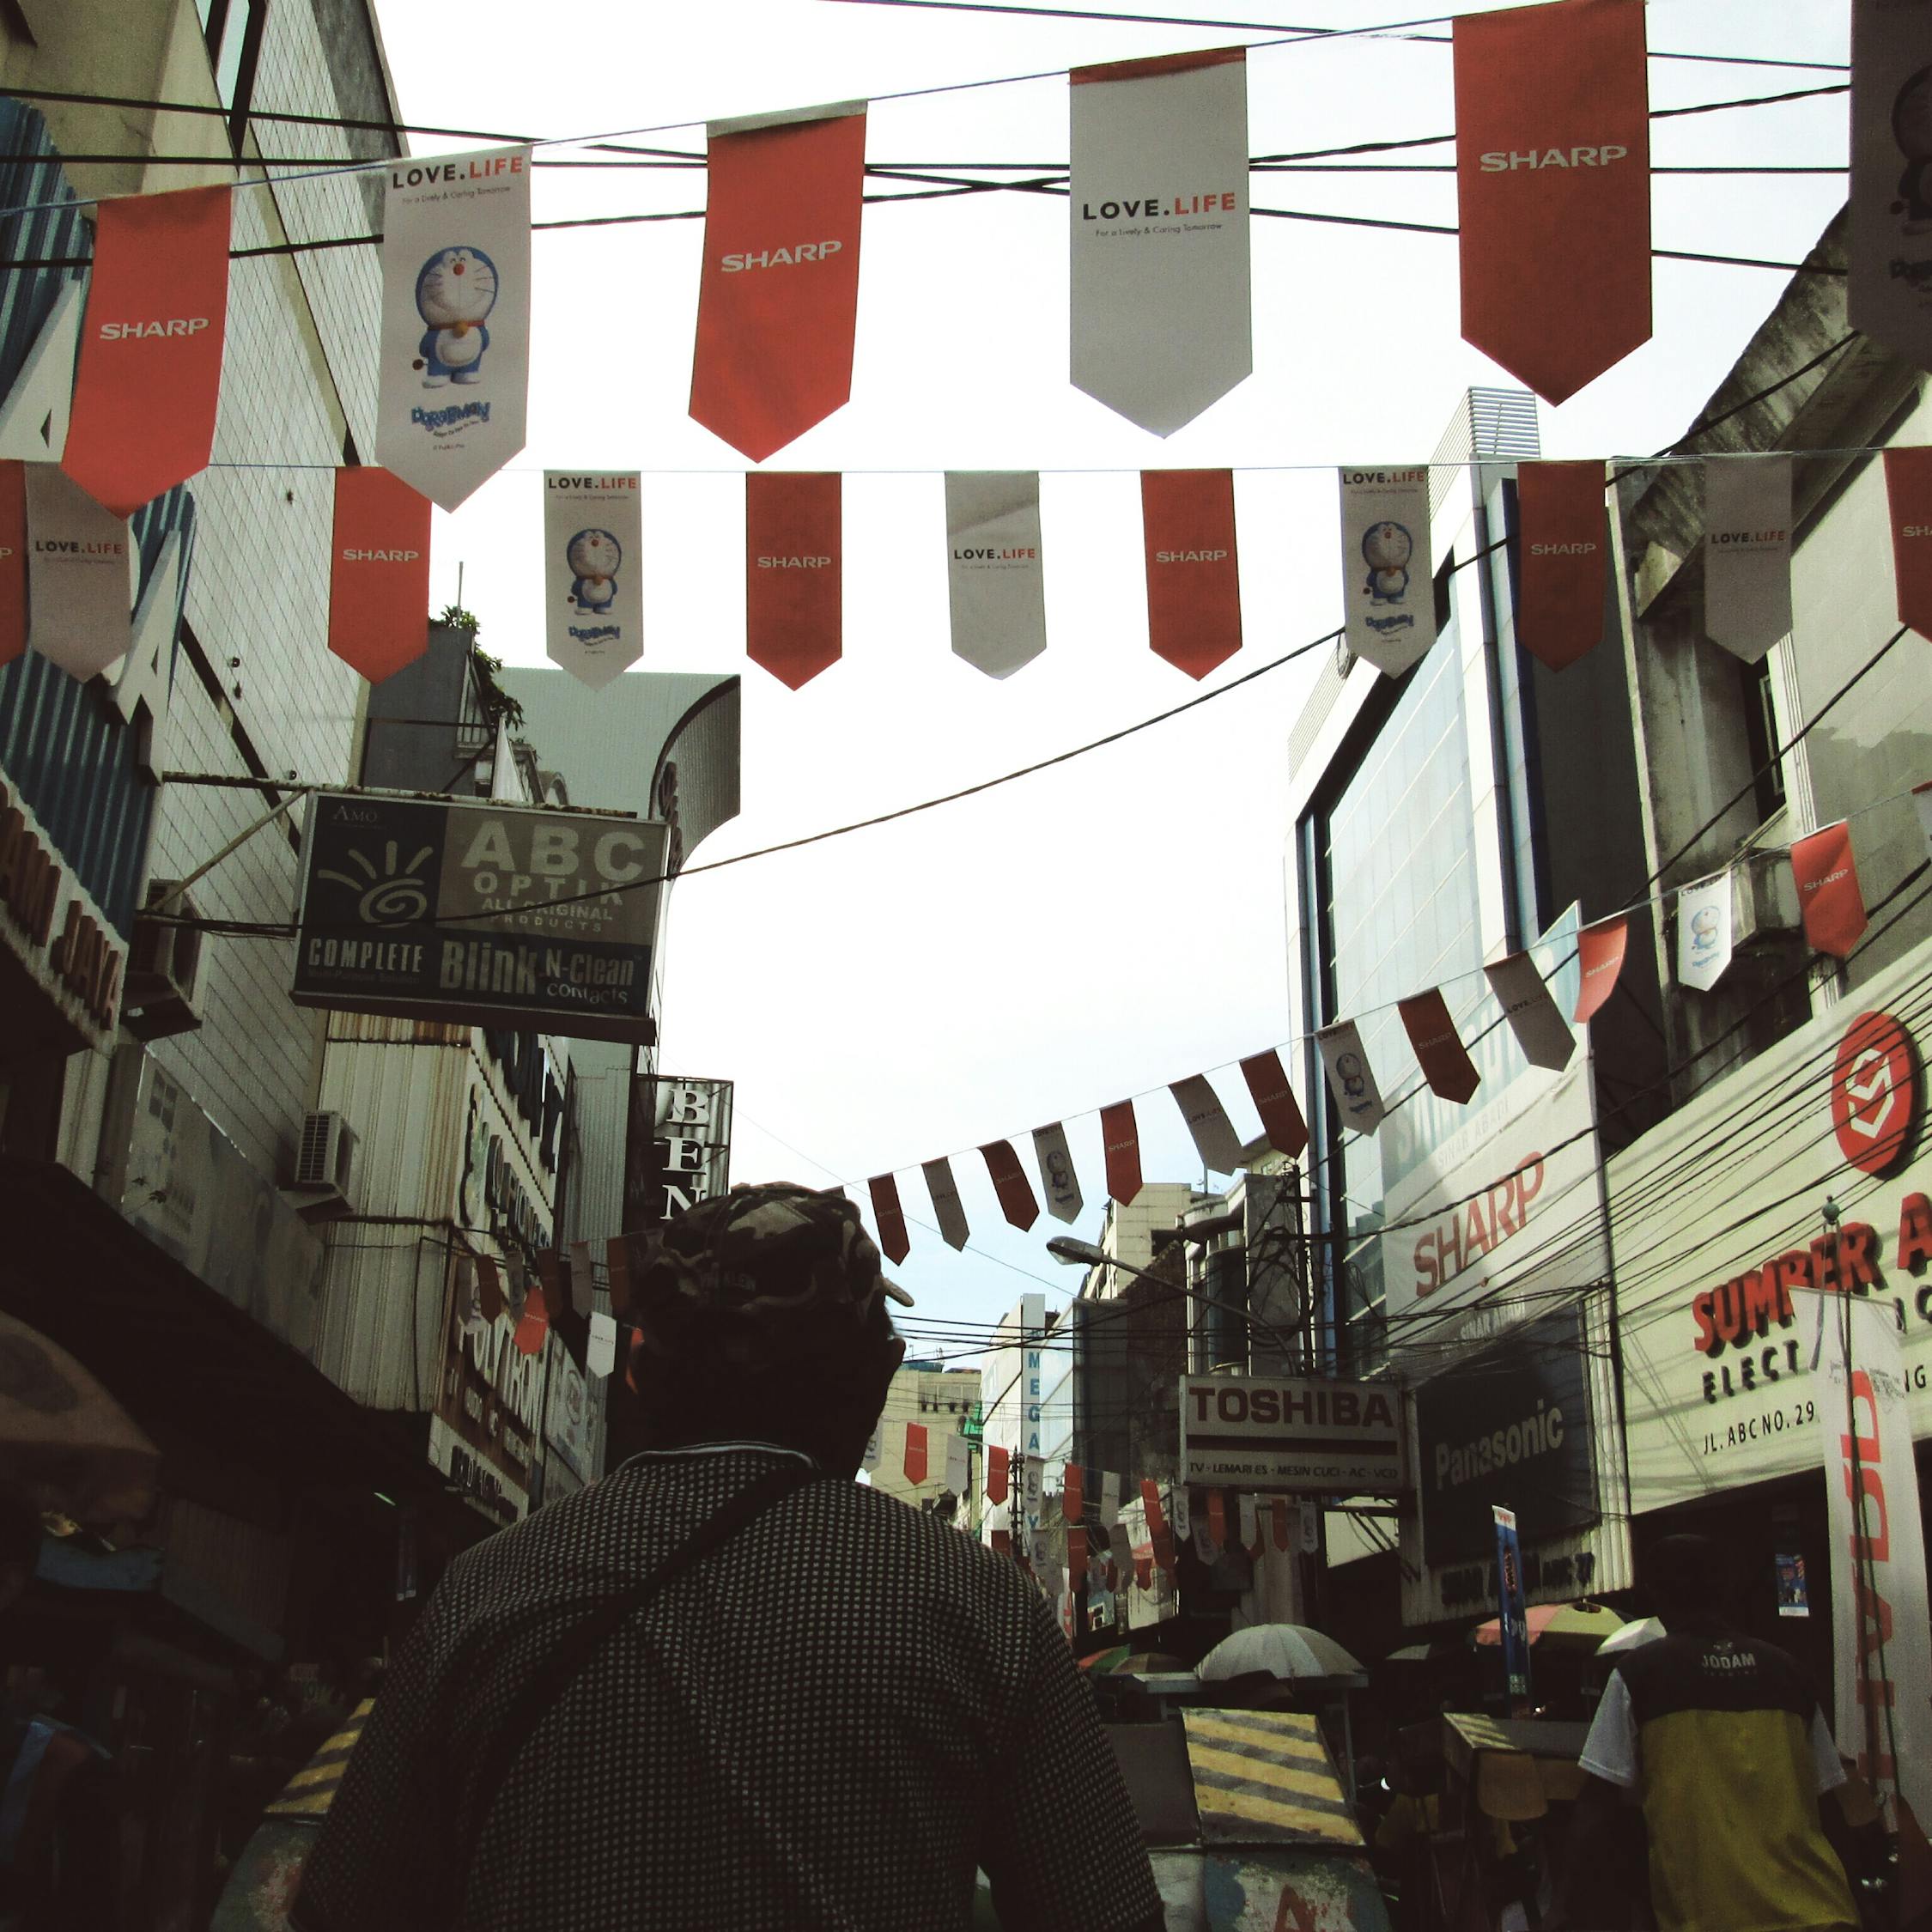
left=630, top=1182, right=912, bottom=1373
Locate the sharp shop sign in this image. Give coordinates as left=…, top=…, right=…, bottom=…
left=292, top=793, right=666, bottom=1043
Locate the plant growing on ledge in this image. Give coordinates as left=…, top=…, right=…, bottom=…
left=436, top=603, right=525, bottom=734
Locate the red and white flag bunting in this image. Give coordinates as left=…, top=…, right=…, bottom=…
left=1205, top=1490, right=1226, bottom=1554
left=1791, top=823, right=1868, bottom=958
left=587, top=1311, right=617, bottom=1379
left=26, top=464, right=130, bottom=680
left=1099, top=1471, right=1121, bottom=1528
left=1169, top=1486, right=1190, bottom=1540
left=746, top=472, right=841, bottom=688
left=1237, top=1494, right=1258, bottom=1551
left=1170, top=1074, right=1244, bottom=1175
left=328, top=468, right=432, bottom=683
left=946, top=472, right=1047, bottom=678
left=987, top=1444, right=1011, bottom=1504
left=568, top=1242, right=595, bottom=1318
left=1240, top=1049, right=1309, bottom=1158
left=64, top=185, right=230, bottom=518
left=1032, top=1122, right=1084, bottom=1223
left=1100, top=1100, right=1144, bottom=1206
left=904, top=1421, right=929, bottom=1486
left=1140, top=1478, right=1166, bottom=1536
left=1574, top=917, right=1630, bottom=1024
left=1850, top=0, right=1932, bottom=370
left=1109, top=1522, right=1134, bottom=1576
left=544, top=471, right=642, bottom=688
left=1485, top=951, right=1576, bottom=1071
left=513, top=1278, right=549, bottom=1356
left=1516, top=460, right=1607, bottom=671
left=868, top=1174, right=910, bottom=1265
left=477, top=1255, right=504, bottom=1325
left=1069, top=49, right=1251, bottom=435
left=0, top=463, right=21, bottom=670
left=690, top=105, right=867, bottom=462
left=1142, top=470, right=1241, bottom=678
left=1398, top=988, right=1481, bottom=1103
left=922, top=1156, right=969, bottom=1250
left=1062, top=1463, right=1084, bottom=1524
left=1271, top=1497, right=1290, bottom=1552
left=1704, top=455, right=1793, bottom=662
left=1316, top=1021, right=1385, bottom=1136
left=945, top=1434, right=970, bottom=1497
left=1884, top=447, right=1932, bottom=639
left=980, top=1139, right=1041, bottom=1231
left=1339, top=466, right=1433, bottom=676
left=1454, top=0, right=1650, bottom=403
left=605, top=1236, right=633, bottom=1316
left=1068, top=1527, right=1088, bottom=1580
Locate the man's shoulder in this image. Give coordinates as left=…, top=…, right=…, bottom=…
left=1617, top=1629, right=1814, bottom=1722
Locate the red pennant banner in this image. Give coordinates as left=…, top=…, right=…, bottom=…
left=690, top=106, right=867, bottom=462
left=1140, top=1478, right=1165, bottom=1536
left=987, top=1443, right=1010, bottom=1504
left=992, top=1528, right=1012, bottom=1558
left=1134, top=1556, right=1153, bottom=1589
left=329, top=468, right=432, bottom=682
left=536, top=1249, right=563, bottom=1311
left=0, top=462, right=22, bottom=669
left=64, top=185, right=231, bottom=517
left=1141, top=470, right=1241, bottom=679
left=745, top=471, right=841, bottom=688
left=903, top=1421, right=929, bottom=1486
left=1068, top=1527, right=1087, bottom=1579
left=980, top=1140, right=1041, bottom=1230
left=1205, top=1490, right=1226, bottom=1553
left=868, top=1173, right=910, bottom=1264
left=1271, top=1497, right=1289, bottom=1552
left=1454, top=0, right=1650, bottom=403
left=1240, top=1049, right=1309, bottom=1158
left=1574, top=917, right=1629, bottom=1024
left=477, top=1255, right=504, bottom=1325
left=605, top=1235, right=632, bottom=1316
left=1152, top=1528, right=1176, bottom=1575
left=1062, top=1463, right=1084, bottom=1525
left=1100, top=1100, right=1143, bottom=1206
left=513, top=1279, right=549, bottom=1356
left=1791, top=822, right=1868, bottom=958
left=1516, top=460, right=1607, bottom=670
left=1397, top=988, right=1481, bottom=1103
left=1884, top=447, right=1932, bottom=640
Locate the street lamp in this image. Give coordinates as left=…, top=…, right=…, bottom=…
left=1043, top=1236, right=1300, bottom=1364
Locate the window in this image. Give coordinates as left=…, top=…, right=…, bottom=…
left=1740, top=655, right=1787, bottom=824
left=199, top=0, right=268, bottom=146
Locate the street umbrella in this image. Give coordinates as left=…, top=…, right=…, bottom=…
left=1595, top=1615, right=1665, bottom=1656
left=1384, top=1637, right=1462, bottom=1664
left=1471, top=1601, right=1627, bottom=1650
left=1197, top=1623, right=1367, bottom=1686
left=1078, top=1645, right=1133, bottom=1674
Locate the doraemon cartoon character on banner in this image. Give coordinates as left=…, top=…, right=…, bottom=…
left=25, top=462, right=131, bottom=681
left=1315, top=1019, right=1386, bottom=1137
left=377, top=147, right=531, bottom=512
left=544, top=471, right=642, bottom=689
left=1337, top=465, right=1432, bottom=676
left=1069, top=48, right=1251, bottom=437
left=1674, top=872, right=1733, bottom=993
left=1851, top=0, right=1932, bottom=371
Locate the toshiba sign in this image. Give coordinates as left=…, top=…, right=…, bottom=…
left=1178, top=1372, right=1405, bottom=1494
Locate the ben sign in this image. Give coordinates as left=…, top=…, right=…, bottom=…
left=292, top=792, right=666, bottom=1043
left=627, top=1075, right=733, bottom=1228
left=1178, top=1373, right=1405, bottom=1494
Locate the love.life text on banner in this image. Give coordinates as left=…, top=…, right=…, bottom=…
left=1850, top=0, right=1932, bottom=372
left=378, top=148, right=531, bottom=512
left=1069, top=49, right=1250, bottom=436
left=1675, top=872, right=1734, bottom=993
left=26, top=463, right=131, bottom=680
left=1339, top=468, right=1433, bottom=675
left=544, top=471, right=643, bottom=688
left=1703, top=455, right=1793, bottom=662
left=945, top=472, right=1046, bottom=678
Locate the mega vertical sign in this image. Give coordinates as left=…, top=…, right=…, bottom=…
left=625, top=1075, right=733, bottom=1229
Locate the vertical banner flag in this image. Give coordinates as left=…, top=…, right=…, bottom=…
left=1704, top=455, right=1793, bottom=661
left=64, top=185, right=230, bottom=517
left=1069, top=49, right=1250, bottom=435
left=1237, top=1494, right=1258, bottom=1552
left=745, top=471, right=841, bottom=688
left=1170, top=1074, right=1244, bottom=1175
left=1885, top=447, right=1932, bottom=637
left=863, top=1426, right=883, bottom=1473
left=477, top=1255, right=504, bottom=1325
left=1170, top=1486, right=1190, bottom=1540
left=1141, top=470, right=1242, bottom=677
left=945, top=1433, right=970, bottom=1498
left=513, top=1279, right=549, bottom=1356
left=1062, top=1463, right=1084, bottom=1525
left=0, top=462, right=22, bottom=668
left=1032, top=1122, right=1084, bottom=1223
left=1485, top=951, right=1577, bottom=1070
left=1298, top=1504, right=1321, bottom=1556
left=1454, top=0, right=1650, bottom=403
left=1676, top=872, right=1734, bottom=992
left=1814, top=1291, right=1932, bottom=1829
left=868, top=1173, right=911, bottom=1265
left=1398, top=989, right=1482, bottom=1104
left=987, top=1444, right=1010, bottom=1504
left=1100, top=1100, right=1143, bottom=1206
left=1791, top=823, right=1868, bottom=958
left=904, top=1422, right=929, bottom=1487
left=922, top=1157, right=970, bottom=1251
left=587, top=1311, right=617, bottom=1380
left=25, top=464, right=130, bottom=679
left=1493, top=1505, right=1534, bottom=1710
left=1100, top=1471, right=1121, bottom=1528
left=329, top=468, right=433, bottom=683
left=1067, top=1527, right=1087, bottom=1583
left=1574, top=916, right=1630, bottom=1024
left=568, top=1242, right=595, bottom=1318
left=945, top=472, right=1046, bottom=677
left=1141, top=1478, right=1166, bottom=1535
left=1916, top=779, right=1932, bottom=862
left=1205, top=1490, right=1226, bottom=1555
left=544, top=471, right=643, bottom=687
left=1316, top=1021, right=1386, bottom=1137
left=1516, top=460, right=1607, bottom=671
left=1850, top=0, right=1932, bottom=370
left=980, top=1140, right=1041, bottom=1230
left=1241, top=1049, right=1310, bottom=1158
left=377, top=147, right=531, bottom=511
left=1111, top=1521, right=1133, bottom=1576
left=1339, top=466, right=1433, bottom=676
left=990, top=1528, right=1011, bottom=1558
left=1270, top=1497, right=1289, bottom=1552
left=605, top=1236, right=633, bottom=1316
left=690, top=105, right=867, bottom=461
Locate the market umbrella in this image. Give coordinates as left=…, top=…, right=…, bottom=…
left=1112, top=1651, right=1191, bottom=1675
left=1078, top=1644, right=1132, bottom=1674
left=1384, top=1637, right=1462, bottom=1664
left=1470, top=1602, right=1627, bottom=1650
left=1197, top=1623, right=1367, bottom=1686
left=1595, top=1615, right=1665, bottom=1656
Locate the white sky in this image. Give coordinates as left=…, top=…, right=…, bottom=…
left=371, top=0, right=1850, bottom=1358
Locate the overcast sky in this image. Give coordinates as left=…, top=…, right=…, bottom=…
left=370, top=0, right=1850, bottom=1358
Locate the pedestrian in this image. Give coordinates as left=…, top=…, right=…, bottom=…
left=1552, top=1534, right=1862, bottom=1932
left=293, top=1182, right=1163, bottom=1931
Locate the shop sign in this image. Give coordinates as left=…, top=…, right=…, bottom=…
left=625, top=1074, right=733, bottom=1229
left=291, top=792, right=667, bottom=1044
left=1617, top=959, right=1932, bottom=1514
left=0, top=771, right=126, bottom=1052
left=1177, top=1372, right=1405, bottom=1492
left=544, top=1348, right=599, bottom=1482
left=430, top=1255, right=542, bottom=1522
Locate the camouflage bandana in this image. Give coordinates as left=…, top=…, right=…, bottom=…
left=631, top=1182, right=913, bottom=1373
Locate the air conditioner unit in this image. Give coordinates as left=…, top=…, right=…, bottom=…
left=1732, top=847, right=1802, bottom=951
left=124, top=881, right=204, bottom=1040
left=289, top=1110, right=357, bottom=1216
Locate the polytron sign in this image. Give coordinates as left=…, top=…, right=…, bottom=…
left=1832, top=1012, right=1919, bottom=1177
left=1179, top=1373, right=1405, bottom=1494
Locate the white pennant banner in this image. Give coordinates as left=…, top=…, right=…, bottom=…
left=945, top=472, right=1046, bottom=677
left=1675, top=872, right=1734, bottom=993
left=1704, top=456, right=1792, bottom=662
left=1031, top=1121, right=1084, bottom=1224
left=1237, top=1494, right=1258, bottom=1550
left=945, top=1434, right=970, bottom=1498
left=1109, top=1521, right=1134, bottom=1576
left=1170, top=1486, right=1190, bottom=1539
left=1170, top=1074, right=1244, bottom=1176
left=378, top=147, right=532, bottom=511
left=27, top=463, right=131, bottom=679
left=1099, top=1470, right=1121, bottom=1528
left=863, top=1425, right=884, bottom=1472
left=586, top=1310, right=617, bottom=1380
left=922, top=1157, right=969, bottom=1250
left=1484, top=951, right=1577, bottom=1072
left=1069, top=49, right=1251, bottom=435
left=1339, top=466, right=1435, bottom=675
left=1850, top=0, right=1932, bottom=369
left=1316, top=1020, right=1387, bottom=1136
left=544, top=471, right=642, bottom=687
